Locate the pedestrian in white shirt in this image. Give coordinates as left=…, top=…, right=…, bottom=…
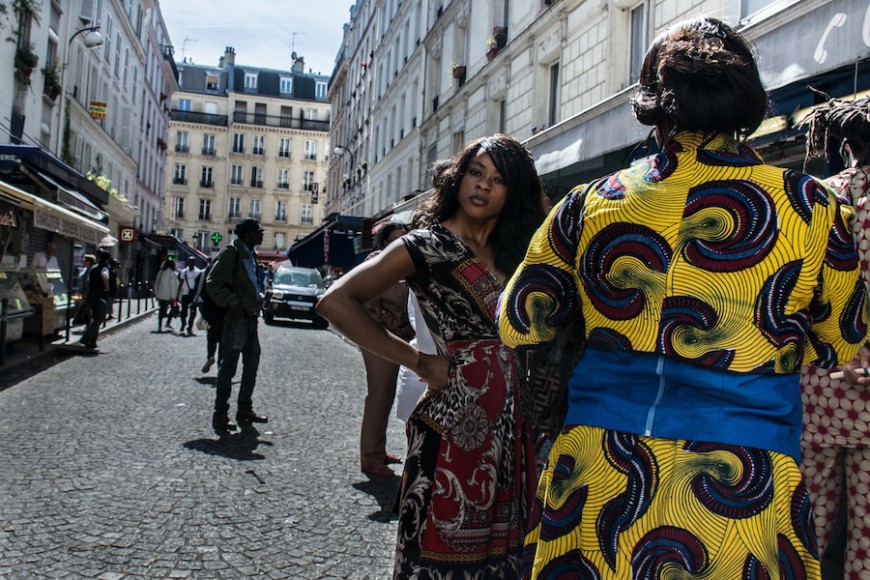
left=177, top=256, right=202, bottom=336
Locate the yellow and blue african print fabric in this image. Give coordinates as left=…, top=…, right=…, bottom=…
left=523, top=426, right=820, bottom=579
left=500, top=131, right=866, bottom=373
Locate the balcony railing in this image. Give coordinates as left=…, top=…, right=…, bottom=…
left=201, top=147, right=216, bottom=156
left=250, top=180, right=264, bottom=188
left=232, top=147, right=245, bottom=154
left=172, top=177, right=187, bottom=185
left=175, top=144, right=189, bottom=153
left=275, top=215, right=287, bottom=222
left=277, top=182, right=290, bottom=189
left=279, top=151, right=290, bottom=158
left=228, top=212, right=241, bottom=220
left=232, top=111, right=330, bottom=131
left=170, top=109, right=228, bottom=127
left=253, top=147, right=265, bottom=155
left=198, top=213, right=211, bottom=221
left=200, top=180, right=214, bottom=188
left=249, top=212, right=261, bottom=221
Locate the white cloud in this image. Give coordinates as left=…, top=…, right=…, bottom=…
left=160, top=0, right=351, bottom=76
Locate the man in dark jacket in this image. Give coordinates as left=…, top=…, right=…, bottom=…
left=206, top=218, right=267, bottom=431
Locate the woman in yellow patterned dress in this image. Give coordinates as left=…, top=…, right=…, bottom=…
left=499, top=18, right=866, bottom=579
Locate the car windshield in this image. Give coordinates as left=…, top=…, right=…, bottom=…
left=274, top=270, right=323, bottom=288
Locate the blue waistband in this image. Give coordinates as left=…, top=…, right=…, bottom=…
left=564, top=348, right=802, bottom=461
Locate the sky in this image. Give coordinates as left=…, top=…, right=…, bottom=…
left=159, top=0, right=353, bottom=77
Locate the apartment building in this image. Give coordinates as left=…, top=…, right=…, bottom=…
left=166, top=48, right=331, bottom=258
left=330, top=0, right=869, bottom=219
left=0, top=0, right=175, bottom=283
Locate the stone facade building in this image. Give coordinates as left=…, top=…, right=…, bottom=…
left=329, top=0, right=870, bottom=222
left=166, top=48, right=331, bottom=258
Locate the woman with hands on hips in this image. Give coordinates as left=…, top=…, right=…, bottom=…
left=317, top=133, right=547, bottom=578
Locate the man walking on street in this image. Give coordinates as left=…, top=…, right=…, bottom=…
left=177, top=257, right=201, bottom=336
left=207, top=218, right=267, bottom=431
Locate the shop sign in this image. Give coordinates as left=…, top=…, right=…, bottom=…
left=0, top=200, right=17, bottom=228
left=34, top=205, right=101, bottom=245
left=88, top=101, right=108, bottom=119
left=119, top=226, right=136, bottom=243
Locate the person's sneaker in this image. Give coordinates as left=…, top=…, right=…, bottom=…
left=236, top=410, right=268, bottom=424
left=165, top=323, right=173, bottom=330
left=212, top=414, right=237, bottom=431
left=202, top=356, right=216, bottom=373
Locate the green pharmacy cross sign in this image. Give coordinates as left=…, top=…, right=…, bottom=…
left=211, top=232, right=223, bottom=245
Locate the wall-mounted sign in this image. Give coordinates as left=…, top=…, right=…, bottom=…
left=119, top=226, right=136, bottom=243
left=88, top=101, right=108, bottom=119
left=0, top=200, right=18, bottom=228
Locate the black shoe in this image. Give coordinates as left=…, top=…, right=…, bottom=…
left=212, top=414, right=237, bottom=431
left=236, top=410, right=268, bottom=424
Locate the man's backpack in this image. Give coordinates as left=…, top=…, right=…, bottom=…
left=196, top=246, right=240, bottom=325
left=196, top=266, right=226, bottom=325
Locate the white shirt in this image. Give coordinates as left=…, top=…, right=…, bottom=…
left=178, top=266, right=201, bottom=296
left=33, top=252, right=60, bottom=270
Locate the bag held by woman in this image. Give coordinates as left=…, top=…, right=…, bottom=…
left=521, top=314, right=585, bottom=440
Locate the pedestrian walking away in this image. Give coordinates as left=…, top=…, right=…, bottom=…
left=207, top=218, right=267, bottom=431
left=318, top=133, right=548, bottom=578
left=193, top=260, right=223, bottom=374
left=499, top=18, right=866, bottom=579
left=79, top=250, right=112, bottom=349
left=154, top=259, right=179, bottom=332
left=177, top=256, right=202, bottom=335
left=798, top=92, right=870, bottom=579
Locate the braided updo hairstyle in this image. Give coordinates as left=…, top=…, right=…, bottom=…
left=631, top=17, right=768, bottom=140
left=802, top=92, right=870, bottom=168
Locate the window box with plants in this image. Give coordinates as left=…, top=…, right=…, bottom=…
left=14, top=47, right=39, bottom=87
left=41, top=63, right=61, bottom=101
left=486, top=26, right=508, bottom=61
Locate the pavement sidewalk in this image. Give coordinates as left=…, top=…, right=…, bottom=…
left=0, top=297, right=158, bottom=391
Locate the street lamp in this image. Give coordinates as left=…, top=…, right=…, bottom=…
left=56, top=26, right=103, bottom=160
left=333, top=144, right=355, bottom=168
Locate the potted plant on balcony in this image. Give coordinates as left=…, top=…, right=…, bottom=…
left=486, top=26, right=508, bottom=61
left=41, top=62, right=61, bottom=101
left=14, top=46, right=39, bottom=87
left=451, top=63, right=466, bottom=86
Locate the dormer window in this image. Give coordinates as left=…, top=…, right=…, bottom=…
left=206, top=74, right=219, bottom=91
left=244, top=72, right=258, bottom=90
left=280, top=77, right=293, bottom=94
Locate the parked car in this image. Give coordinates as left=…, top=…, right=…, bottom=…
left=262, top=265, right=328, bottom=327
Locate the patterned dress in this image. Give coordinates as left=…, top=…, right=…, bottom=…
left=395, top=225, right=536, bottom=579
left=800, top=166, right=870, bottom=578
left=499, top=132, right=867, bottom=579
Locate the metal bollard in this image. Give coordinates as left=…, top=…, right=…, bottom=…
left=136, top=281, right=142, bottom=315
left=126, top=284, right=131, bottom=319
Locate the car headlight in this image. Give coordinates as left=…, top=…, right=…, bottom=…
left=271, top=290, right=284, bottom=300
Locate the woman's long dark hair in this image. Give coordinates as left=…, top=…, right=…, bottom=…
left=417, top=134, right=547, bottom=275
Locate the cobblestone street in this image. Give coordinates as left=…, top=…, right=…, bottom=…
left=0, top=316, right=406, bottom=579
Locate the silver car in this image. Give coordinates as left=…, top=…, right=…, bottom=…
left=262, top=266, right=328, bottom=328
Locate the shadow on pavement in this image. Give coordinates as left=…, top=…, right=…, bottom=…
left=352, top=476, right=401, bottom=522
left=194, top=377, right=217, bottom=386
left=183, top=424, right=273, bottom=461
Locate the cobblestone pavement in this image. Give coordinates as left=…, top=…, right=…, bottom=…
left=0, top=316, right=406, bottom=579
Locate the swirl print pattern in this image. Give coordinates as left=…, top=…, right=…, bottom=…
left=499, top=131, right=865, bottom=373
left=522, top=426, right=820, bottom=579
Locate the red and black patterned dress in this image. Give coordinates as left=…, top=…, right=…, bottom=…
left=395, top=224, right=536, bottom=579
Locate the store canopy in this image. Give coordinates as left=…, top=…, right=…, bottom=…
left=143, top=234, right=209, bottom=267
left=26, top=169, right=107, bottom=221
left=0, top=179, right=109, bottom=246
left=287, top=214, right=367, bottom=270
